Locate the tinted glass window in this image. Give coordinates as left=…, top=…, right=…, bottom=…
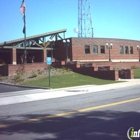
left=100, top=46, right=105, bottom=54
left=120, top=46, right=124, bottom=54
left=125, top=46, right=129, bottom=54
left=93, top=45, right=98, bottom=54
left=85, top=45, right=90, bottom=54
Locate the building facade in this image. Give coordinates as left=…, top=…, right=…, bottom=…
left=1, top=28, right=140, bottom=77
left=54, top=37, right=140, bottom=62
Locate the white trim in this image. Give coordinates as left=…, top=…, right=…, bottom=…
left=112, top=59, right=138, bottom=62
left=73, top=59, right=108, bottom=62
left=72, top=59, right=139, bottom=62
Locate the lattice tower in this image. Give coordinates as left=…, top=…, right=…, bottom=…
left=78, top=0, right=93, bottom=38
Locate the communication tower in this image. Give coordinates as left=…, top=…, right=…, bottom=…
left=78, top=0, right=93, bottom=38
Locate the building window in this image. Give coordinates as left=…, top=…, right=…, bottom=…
left=125, top=46, right=129, bottom=54
left=120, top=46, right=124, bottom=54
left=130, top=46, right=133, bottom=54
left=85, top=45, right=90, bottom=54
left=100, top=45, right=105, bottom=54
left=93, top=45, right=98, bottom=54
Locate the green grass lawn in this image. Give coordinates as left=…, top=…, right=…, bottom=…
left=20, top=68, right=140, bottom=89
left=134, top=68, right=140, bottom=78
left=20, top=73, right=120, bottom=89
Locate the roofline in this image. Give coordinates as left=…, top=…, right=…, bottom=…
left=70, top=37, right=140, bottom=42
left=0, top=28, right=67, bottom=46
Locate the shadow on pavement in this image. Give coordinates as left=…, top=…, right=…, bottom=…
left=0, top=110, right=140, bottom=140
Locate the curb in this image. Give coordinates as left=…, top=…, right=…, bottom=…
left=0, top=82, right=51, bottom=90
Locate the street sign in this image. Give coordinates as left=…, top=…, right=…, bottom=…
left=46, top=57, right=52, bottom=65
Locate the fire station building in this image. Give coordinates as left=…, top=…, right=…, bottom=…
left=0, top=29, right=140, bottom=77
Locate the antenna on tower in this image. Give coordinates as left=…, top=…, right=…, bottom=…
left=78, top=0, right=93, bottom=38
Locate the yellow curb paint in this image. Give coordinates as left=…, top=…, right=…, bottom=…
left=0, top=97, right=140, bottom=129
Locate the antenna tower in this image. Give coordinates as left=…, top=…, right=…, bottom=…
left=78, top=0, right=93, bottom=38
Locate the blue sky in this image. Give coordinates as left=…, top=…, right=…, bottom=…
left=0, top=0, right=140, bottom=42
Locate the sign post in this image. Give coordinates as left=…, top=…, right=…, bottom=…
left=46, top=57, right=52, bottom=87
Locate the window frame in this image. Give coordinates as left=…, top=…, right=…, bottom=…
left=93, top=45, right=98, bottom=54
left=120, top=46, right=124, bottom=54
left=130, top=46, right=133, bottom=54
left=100, top=45, right=105, bottom=54
left=85, top=45, right=90, bottom=54
left=125, top=46, right=129, bottom=54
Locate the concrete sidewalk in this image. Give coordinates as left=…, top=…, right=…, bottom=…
left=0, top=79, right=140, bottom=106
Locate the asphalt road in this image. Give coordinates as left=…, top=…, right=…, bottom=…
left=0, top=85, right=140, bottom=140
left=0, top=83, right=39, bottom=93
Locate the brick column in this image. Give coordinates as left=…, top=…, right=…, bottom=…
left=12, top=48, right=17, bottom=65
left=114, top=70, right=119, bottom=80
left=130, top=69, right=134, bottom=79
left=42, top=49, right=47, bottom=62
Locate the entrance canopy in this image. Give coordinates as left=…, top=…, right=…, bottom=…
left=0, top=28, right=67, bottom=48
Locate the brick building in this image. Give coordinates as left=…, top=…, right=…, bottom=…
left=54, top=37, right=140, bottom=62
left=0, top=29, right=140, bottom=77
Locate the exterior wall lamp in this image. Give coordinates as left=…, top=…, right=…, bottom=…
left=63, top=39, right=70, bottom=60
left=49, top=39, right=55, bottom=59
left=137, top=45, right=140, bottom=62
left=106, top=43, right=113, bottom=62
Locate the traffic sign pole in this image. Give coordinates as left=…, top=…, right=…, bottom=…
left=46, top=57, right=52, bottom=87
left=48, top=65, right=51, bottom=87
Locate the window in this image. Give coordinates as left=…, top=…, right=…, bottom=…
left=120, top=46, right=124, bottom=54
left=130, top=46, right=133, bottom=54
left=125, top=46, right=129, bottom=54
left=85, top=45, right=90, bottom=54
left=100, top=45, right=105, bottom=54
left=93, top=45, right=98, bottom=54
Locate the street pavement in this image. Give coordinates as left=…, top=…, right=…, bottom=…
left=0, top=79, right=140, bottom=106
left=0, top=80, right=140, bottom=140
left=0, top=83, right=36, bottom=93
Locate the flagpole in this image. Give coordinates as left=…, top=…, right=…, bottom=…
left=23, top=14, right=27, bottom=63
left=23, top=0, right=27, bottom=64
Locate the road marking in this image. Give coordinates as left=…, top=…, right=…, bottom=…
left=0, top=97, right=140, bottom=129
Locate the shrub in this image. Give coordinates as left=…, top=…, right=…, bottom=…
left=30, top=72, right=38, bottom=78
left=14, top=73, right=24, bottom=83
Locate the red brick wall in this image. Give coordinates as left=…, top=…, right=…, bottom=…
left=53, top=62, right=119, bottom=80
left=93, top=70, right=119, bottom=80
left=53, top=39, right=72, bottom=61
left=91, top=61, right=140, bottom=69
left=70, top=38, right=140, bottom=61
left=0, top=63, right=47, bottom=76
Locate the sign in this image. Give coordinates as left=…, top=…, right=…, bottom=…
left=46, top=57, right=52, bottom=65
left=127, top=127, right=140, bottom=140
